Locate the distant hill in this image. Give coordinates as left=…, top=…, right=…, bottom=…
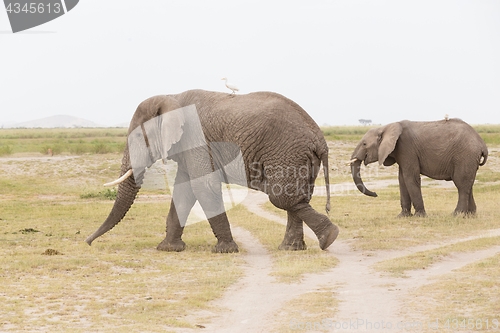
left=7, top=115, right=104, bottom=128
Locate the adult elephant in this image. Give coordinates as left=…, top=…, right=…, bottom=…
left=86, top=90, right=339, bottom=253
left=349, top=119, right=488, bottom=217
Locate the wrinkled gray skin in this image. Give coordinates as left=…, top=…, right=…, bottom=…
left=351, top=119, right=488, bottom=217
left=86, top=90, right=339, bottom=253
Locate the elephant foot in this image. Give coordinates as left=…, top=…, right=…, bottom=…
left=157, top=239, right=186, bottom=252
left=453, top=210, right=476, bottom=218
left=317, top=224, right=339, bottom=250
left=397, top=210, right=413, bottom=218
left=278, top=239, right=307, bottom=251
left=414, top=210, right=427, bottom=217
left=212, top=240, right=239, bottom=253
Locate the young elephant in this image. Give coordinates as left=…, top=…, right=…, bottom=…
left=350, top=119, right=488, bottom=217
left=86, top=90, right=339, bottom=253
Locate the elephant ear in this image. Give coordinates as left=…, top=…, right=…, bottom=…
left=383, top=156, right=397, bottom=166
left=378, top=122, right=403, bottom=165
left=143, top=98, right=186, bottom=161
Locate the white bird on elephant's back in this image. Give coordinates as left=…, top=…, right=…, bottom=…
left=221, top=77, right=239, bottom=95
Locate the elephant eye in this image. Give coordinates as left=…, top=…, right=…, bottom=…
left=362, top=142, right=367, bottom=146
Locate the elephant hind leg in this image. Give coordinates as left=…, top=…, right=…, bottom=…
left=207, top=212, right=239, bottom=253
left=453, top=189, right=472, bottom=215
left=467, top=192, right=477, bottom=215
left=279, top=211, right=306, bottom=251
left=452, top=166, right=476, bottom=216
left=291, top=202, right=339, bottom=250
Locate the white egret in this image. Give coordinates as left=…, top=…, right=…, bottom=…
left=221, top=77, right=239, bottom=95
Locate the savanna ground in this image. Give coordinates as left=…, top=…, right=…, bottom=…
left=0, top=126, right=499, bottom=332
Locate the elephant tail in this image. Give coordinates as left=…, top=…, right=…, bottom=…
left=320, top=150, right=331, bottom=214
left=480, top=146, right=488, bottom=166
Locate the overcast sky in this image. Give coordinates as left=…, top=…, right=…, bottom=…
left=1, top=0, right=500, bottom=127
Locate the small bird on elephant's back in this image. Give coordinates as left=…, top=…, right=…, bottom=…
left=221, top=77, right=239, bottom=95
left=349, top=118, right=487, bottom=217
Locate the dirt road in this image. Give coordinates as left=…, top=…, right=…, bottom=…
left=190, top=189, right=500, bottom=332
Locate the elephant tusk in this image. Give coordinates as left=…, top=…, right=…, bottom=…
left=104, top=169, right=133, bottom=187
left=347, top=158, right=358, bottom=166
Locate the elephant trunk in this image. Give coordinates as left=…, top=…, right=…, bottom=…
left=351, top=159, right=378, bottom=197
left=85, top=148, right=141, bottom=245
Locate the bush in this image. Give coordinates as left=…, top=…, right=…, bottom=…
left=92, top=142, right=111, bottom=154
left=0, top=145, right=13, bottom=156
left=80, top=188, right=117, bottom=200
left=116, top=142, right=126, bottom=153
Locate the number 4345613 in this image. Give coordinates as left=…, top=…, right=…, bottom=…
left=443, top=319, right=499, bottom=330
left=5, top=2, right=62, bottom=14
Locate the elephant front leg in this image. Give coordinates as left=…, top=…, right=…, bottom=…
left=401, top=168, right=426, bottom=217
left=157, top=172, right=197, bottom=252
left=193, top=177, right=239, bottom=253
left=157, top=200, right=188, bottom=252
left=279, top=211, right=306, bottom=251
left=397, top=168, right=413, bottom=217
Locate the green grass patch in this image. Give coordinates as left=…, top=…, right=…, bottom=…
left=473, top=124, right=500, bottom=145
left=0, top=128, right=127, bottom=155
left=475, top=170, right=500, bottom=183
left=0, top=144, right=13, bottom=156
left=321, top=126, right=374, bottom=142
left=80, top=188, right=117, bottom=200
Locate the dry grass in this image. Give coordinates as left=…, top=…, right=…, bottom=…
left=403, top=254, right=500, bottom=331
left=0, top=198, right=243, bottom=331
left=272, top=287, right=341, bottom=332
left=0, top=150, right=244, bottom=331
left=375, top=236, right=500, bottom=277
left=306, top=186, right=500, bottom=252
